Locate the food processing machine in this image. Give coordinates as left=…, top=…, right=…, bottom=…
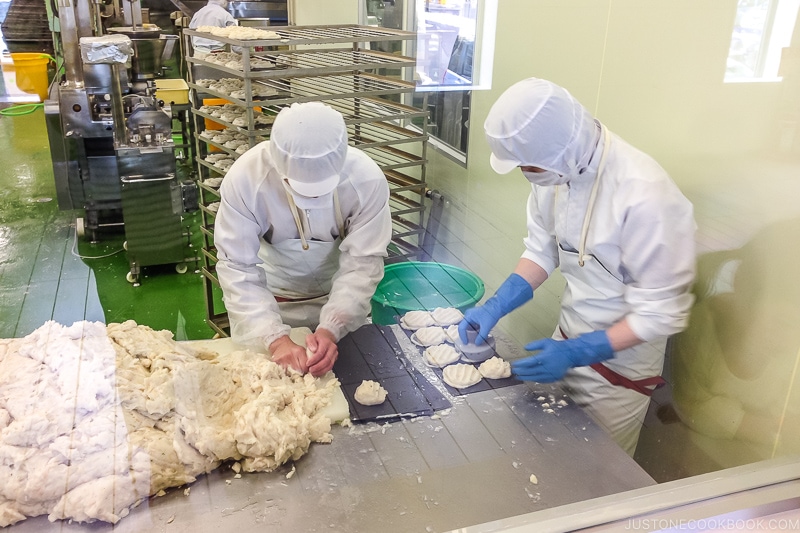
left=44, top=0, right=198, bottom=285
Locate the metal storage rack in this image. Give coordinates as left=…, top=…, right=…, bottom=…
left=182, top=24, right=428, bottom=336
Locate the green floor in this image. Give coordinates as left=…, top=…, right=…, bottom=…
left=0, top=109, right=214, bottom=340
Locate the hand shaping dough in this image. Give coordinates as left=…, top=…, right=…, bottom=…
left=354, top=380, right=387, bottom=406
left=442, top=364, right=482, bottom=389
left=431, top=307, right=464, bottom=326
left=400, top=310, right=435, bottom=330
left=423, top=344, right=460, bottom=368
left=478, top=356, right=512, bottom=379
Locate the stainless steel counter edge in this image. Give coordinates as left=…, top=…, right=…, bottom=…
left=451, top=455, right=800, bottom=533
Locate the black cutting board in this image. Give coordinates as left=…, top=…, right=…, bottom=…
left=333, top=324, right=451, bottom=423
left=396, top=327, right=521, bottom=397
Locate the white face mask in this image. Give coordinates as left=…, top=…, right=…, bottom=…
left=521, top=169, right=569, bottom=186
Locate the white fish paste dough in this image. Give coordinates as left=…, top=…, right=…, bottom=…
left=411, top=326, right=447, bottom=346
left=0, top=320, right=336, bottom=527
left=442, top=364, right=482, bottom=389
left=400, top=310, right=435, bottom=330
left=197, top=25, right=280, bottom=40
left=478, top=356, right=511, bottom=379
left=354, top=380, right=388, bottom=406
left=431, top=307, right=464, bottom=326
left=423, top=344, right=460, bottom=368
left=444, top=324, right=460, bottom=344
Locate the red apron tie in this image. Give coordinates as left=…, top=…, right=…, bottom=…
left=588, top=363, right=665, bottom=397
left=559, top=327, right=666, bottom=397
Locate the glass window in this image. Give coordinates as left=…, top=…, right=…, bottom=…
left=725, top=0, right=800, bottom=81
left=414, top=0, right=477, bottom=90
left=362, top=0, right=497, bottom=161
left=412, top=0, right=496, bottom=161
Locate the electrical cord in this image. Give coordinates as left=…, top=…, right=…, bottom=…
left=0, top=104, right=43, bottom=116
left=0, top=53, right=59, bottom=116
left=70, top=222, right=125, bottom=259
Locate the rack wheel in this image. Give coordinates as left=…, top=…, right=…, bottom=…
left=76, top=217, right=85, bottom=238
left=175, top=263, right=188, bottom=274
left=126, top=271, right=137, bottom=284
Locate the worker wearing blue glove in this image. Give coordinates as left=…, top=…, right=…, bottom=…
left=511, top=331, right=614, bottom=383
left=458, top=273, right=533, bottom=345
left=478, top=78, right=696, bottom=456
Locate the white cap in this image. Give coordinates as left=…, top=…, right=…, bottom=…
left=489, top=152, right=520, bottom=175
left=484, top=78, right=599, bottom=178
left=270, top=102, right=348, bottom=197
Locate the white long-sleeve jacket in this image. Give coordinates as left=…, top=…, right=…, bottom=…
left=188, top=3, right=237, bottom=52
left=484, top=78, right=695, bottom=344
left=214, top=141, right=392, bottom=349
left=522, top=130, right=696, bottom=342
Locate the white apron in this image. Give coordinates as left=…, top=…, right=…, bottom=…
left=555, top=125, right=666, bottom=456
left=258, top=185, right=346, bottom=329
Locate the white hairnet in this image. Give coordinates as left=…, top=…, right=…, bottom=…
left=207, top=0, right=228, bottom=7
left=269, top=102, right=348, bottom=197
left=484, top=78, right=600, bottom=178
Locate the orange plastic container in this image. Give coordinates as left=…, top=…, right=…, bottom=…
left=202, top=97, right=230, bottom=131
left=202, top=97, right=262, bottom=130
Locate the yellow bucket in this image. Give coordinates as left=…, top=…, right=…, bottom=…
left=9, top=53, right=51, bottom=101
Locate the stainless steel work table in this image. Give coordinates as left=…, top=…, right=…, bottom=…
left=8, top=328, right=656, bottom=533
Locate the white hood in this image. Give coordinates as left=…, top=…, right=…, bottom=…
left=484, top=78, right=601, bottom=180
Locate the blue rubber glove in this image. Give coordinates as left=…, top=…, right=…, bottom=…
left=458, top=273, right=533, bottom=345
left=511, top=330, right=614, bottom=383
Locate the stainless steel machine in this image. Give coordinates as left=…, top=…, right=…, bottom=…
left=44, top=0, right=198, bottom=285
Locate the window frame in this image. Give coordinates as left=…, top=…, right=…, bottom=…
left=724, top=0, right=800, bottom=83
left=360, top=0, right=497, bottom=164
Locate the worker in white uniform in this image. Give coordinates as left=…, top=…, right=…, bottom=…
left=188, top=0, right=237, bottom=56
left=214, top=102, right=393, bottom=377
left=459, top=78, right=696, bottom=455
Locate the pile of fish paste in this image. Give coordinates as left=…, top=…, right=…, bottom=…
left=0, top=320, right=336, bottom=526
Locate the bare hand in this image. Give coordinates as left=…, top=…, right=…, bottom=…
left=269, top=335, right=309, bottom=374
left=305, top=328, right=339, bottom=377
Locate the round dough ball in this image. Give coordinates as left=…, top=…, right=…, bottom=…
left=478, top=356, right=511, bottom=379
left=354, top=380, right=388, bottom=406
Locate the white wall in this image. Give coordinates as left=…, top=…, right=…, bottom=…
left=289, top=0, right=359, bottom=25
